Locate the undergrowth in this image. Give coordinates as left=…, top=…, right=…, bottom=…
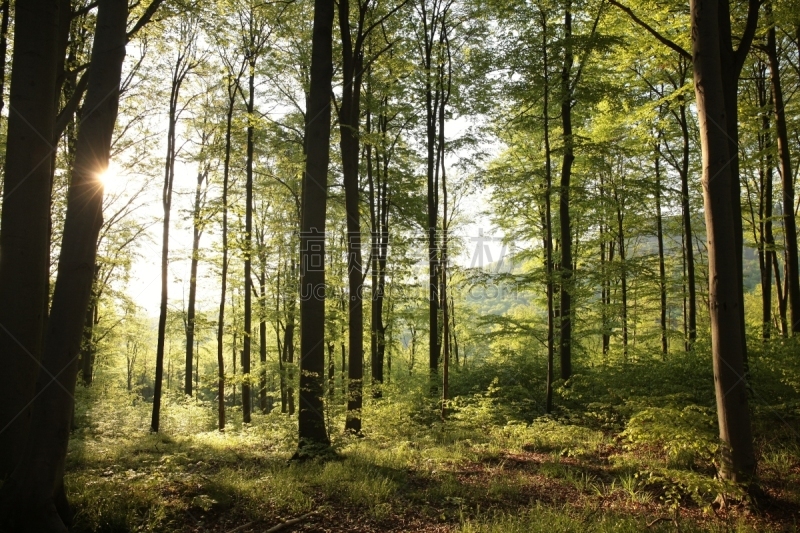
left=60, top=341, right=800, bottom=532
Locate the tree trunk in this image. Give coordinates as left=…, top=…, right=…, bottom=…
left=766, top=6, right=800, bottom=333
left=339, top=0, right=365, bottom=434
left=756, top=61, right=774, bottom=341
left=259, top=256, right=268, bottom=413
left=540, top=10, right=555, bottom=412
left=216, top=73, right=238, bottom=432
left=774, top=250, right=789, bottom=336
left=690, top=0, right=755, bottom=481
left=185, top=170, right=206, bottom=396
left=295, top=0, right=334, bottom=453
left=0, top=0, right=60, bottom=479
left=151, top=40, right=193, bottom=433
left=284, top=287, right=296, bottom=416
left=0, top=1, right=127, bottom=529
left=559, top=3, right=574, bottom=380
left=440, top=101, right=450, bottom=419
left=655, top=141, right=668, bottom=356
left=678, top=102, right=697, bottom=350
left=242, top=63, right=256, bottom=424
left=614, top=186, right=628, bottom=359
left=419, top=0, right=443, bottom=390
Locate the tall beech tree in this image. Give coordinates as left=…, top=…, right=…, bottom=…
left=185, top=155, right=210, bottom=396
left=690, top=0, right=755, bottom=481
left=295, top=0, right=334, bottom=454
left=338, top=0, right=406, bottom=432
left=415, top=0, right=451, bottom=389
left=765, top=0, right=800, bottom=333
left=215, top=57, right=246, bottom=431
left=239, top=0, right=274, bottom=424
left=0, top=0, right=128, bottom=528
left=0, top=0, right=60, bottom=479
left=151, top=20, right=199, bottom=433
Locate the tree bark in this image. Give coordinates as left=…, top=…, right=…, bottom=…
left=216, top=72, right=239, bottom=431
left=655, top=141, right=668, bottom=356
left=678, top=101, right=697, bottom=350
left=559, top=2, right=574, bottom=379
left=185, top=169, right=207, bottom=396
left=690, top=0, right=755, bottom=481
left=0, top=1, right=127, bottom=529
left=614, top=185, right=628, bottom=359
left=756, top=60, right=774, bottom=340
left=339, top=0, right=369, bottom=434
left=152, top=30, right=195, bottom=433
left=296, top=0, right=334, bottom=453
left=242, top=61, right=256, bottom=424
left=540, top=9, right=555, bottom=413
left=766, top=6, right=800, bottom=333
left=259, top=251, right=269, bottom=412
left=0, top=0, right=60, bottom=479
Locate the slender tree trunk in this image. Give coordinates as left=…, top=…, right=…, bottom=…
left=0, top=0, right=60, bottom=479
left=690, top=0, right=755, bottom=481
left=242, top=63, right=256, bottom=424
left=80, top=280, right=99, bottom=386
left=328, top=341, right=335, bottom=400
left=185, top=170, right=206, bottom=396
left=614, top=186, right=628, bottom=359
left=259, top=256, right=268, bottom=413
left=339, top=0, right=365, bottom=434
left=295, top=0, right=334, bottom=452
left=766, top=8, right=800, bottom=333
left=284, top=283, right=296, bottom=416
left=655, top=141, right=668, bottom=356
left=440, top=104, right=450, bottom=419
left=559, top=3, right=574, bottom=380
left=774, top=249, right=789, bottom=336
left=419, top=0, right=443, bottom=389
left=678, top=102, right=697, bottom=349
left=756, top=62, right=774, bottom=341
left=216, top=76, right=237, bottom=432
left=0, top=2, right=127, bottom=529
left=151, top=43, right=192, bottom=433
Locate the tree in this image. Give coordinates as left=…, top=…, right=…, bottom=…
left=151, top=18, right=199, bottom=433
left=0, top=0, right=128, bottom=528
left=0, top=0, right=61, bottom=479
left=689, top=0, right=755, bottom=482
left=295, top=0, right=334, bottom=455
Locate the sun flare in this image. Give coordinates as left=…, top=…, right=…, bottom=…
left=97, top=161, right=120, bottom=189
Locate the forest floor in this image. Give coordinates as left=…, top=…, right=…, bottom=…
left=65, top=348, right=800, bottom=532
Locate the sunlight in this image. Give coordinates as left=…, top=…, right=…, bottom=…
left=97, top=161, right=121, bottom=192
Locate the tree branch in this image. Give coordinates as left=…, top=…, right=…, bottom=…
left=607, top=0, right=690, bottom=59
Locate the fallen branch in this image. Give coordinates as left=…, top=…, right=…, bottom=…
left=646, top=516, right=672, bottom=528
left=265, top=511, right=317, bottom=533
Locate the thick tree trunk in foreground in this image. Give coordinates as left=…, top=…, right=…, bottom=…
left=0, top=0, right=60, bottom=479
left=0, top=1, right=127, bottom=529
left=296, top=0, right=334, bottom=453
left=690, top=0, right=755, bottom=482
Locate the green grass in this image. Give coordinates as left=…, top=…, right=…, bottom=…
left=61, top=348, right=800, bottom=532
